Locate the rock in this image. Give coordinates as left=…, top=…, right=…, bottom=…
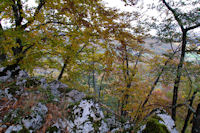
left=25, top=77, right=42, bottom=88
left=104, top=115, right=133, bottom=132
left=0, top=70, right=11, bottom=82
left=47, top=80, right=68, bottom=97
left=5, top=125, right=23, bottom=133
left=46, top=123, right=61, bottom=133
left=138, top=109, right=178, bottom=133
left=58, top=118, right=68, bottom=129
left=40, top=78, right=47, bottom=87
left=0, top=66, right=23, bottom=82
left=1, top=85, right=23, bottom=100
left=17, top=70, right=29, bottom=81
left=66, top=90, right=86, bottom=102
left=66, top=99, right=109, bottom=133
left=0, top=66, right=28, bottom=84
left=3, top=108, right=23, bottom=124
left=22, top=103, right=48, bottom=130
left=105, top=116, right=121, bottom=131
left=155, top=110, right=178, bottom=133
left=0, top=89, right=6, bottom=98
left=124, top=121, right=134, bottom=131
left=48, top=118, right=68, bottom=132
left=0, top=67, right=5, bottom=72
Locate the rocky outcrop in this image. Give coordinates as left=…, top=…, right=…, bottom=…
left=137, top=109, right=178, bottom=133
left=0, top=69, right=128, bottom=132
left=22, top=103, right=48, bottom=131
left=66, top=90, right=86, bottom=103
left=4, top=103, right=48, bottom=133
left=66, top=99, right=109, bottom=133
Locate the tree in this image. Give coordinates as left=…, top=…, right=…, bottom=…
left=120, top=2, right=200, bottom=130
left=160, top=0, right=200, bottom=121
left=0, top=0, right=125, bottom=79
left=192, top=103, right=200, bottom=133
left=0, top=0, right=46, bottom=76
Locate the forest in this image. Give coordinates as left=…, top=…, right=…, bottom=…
left=0, top=0, right=200, bottom=132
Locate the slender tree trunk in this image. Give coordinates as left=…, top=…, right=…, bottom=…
left=181, top=91, right=197, bottom=133
left=99, top=72, right=105, bottom=99
left=92, top=46, right=97, bottom=96
left=57, top=44, right=87, bottom=80
left=172, top=30, right=187, bottom=121
left=142, top=49, right=178, bottom=108
left=88, top=72, right=91, bottom=89
left=57, top=63, right=66, bottom=80
left=121, top=45, right=131, bottom=116
left=0, top=38, right=24, bottom=77
left=192, top=103, right=200, bottom=133
left=0, top=18, right=6, bottom=63
left=92, top=63, right=96, bottom=96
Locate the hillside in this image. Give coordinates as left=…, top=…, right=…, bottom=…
left=0, top=68, right=178, bottom=133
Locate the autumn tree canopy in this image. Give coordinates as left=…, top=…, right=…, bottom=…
left=1, top=0, right=200, bottom=132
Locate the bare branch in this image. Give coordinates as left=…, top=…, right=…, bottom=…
left=141, top=47, right=180, bottom=108
left=162, top=0, right=184, bottom=30
left=76, top=44, right=87, bottom=55
left=33, top=21, right=74, bottom=30
left=22, top=44, right=34, bottom=54
left=186, top=23, right=200, bottom=31
left=132, top=49, right=143, bottom=77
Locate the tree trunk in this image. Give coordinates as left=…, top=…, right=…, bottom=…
left=88, top=72, right=91, bottom=89
left=92, top=64, right=96, bottom=96
left=121, top=45, right=130, bottom=116
left=192, top=103, right=200, bottom=133
left=182, top=91, right=197, bottom=133
left=57, top=63, right=66, bottom=80
left=172, top=30, right=187, bottom=121
left=142, top=49, right=177, bottom=108
left=0, top=38, right=24, bottom=77
left=99, top=73, right=105, bottom=99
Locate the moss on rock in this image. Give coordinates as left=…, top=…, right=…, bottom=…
left=46, top=125, right=59, bottom=133
left=142, top=117, right=169, bottom=133
left=3, top=108, right=24, bottom=124
left=18, top=127, right=30, bottom=133
left=25, top=78, right=40, bottom=88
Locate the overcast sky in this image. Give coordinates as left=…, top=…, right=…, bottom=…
left=104, top=0, right=135, bottom=12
